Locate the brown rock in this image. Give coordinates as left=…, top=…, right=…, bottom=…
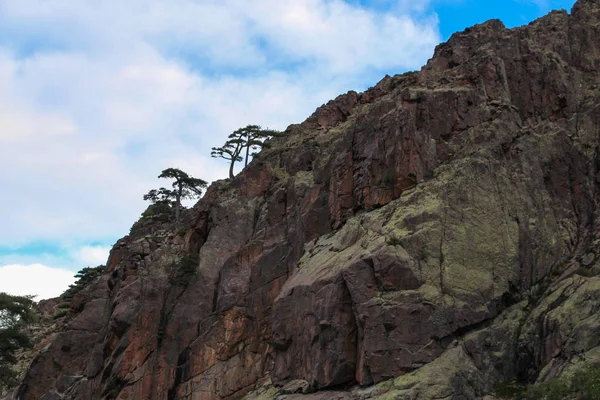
left=14, top=1, right=600, bottom=399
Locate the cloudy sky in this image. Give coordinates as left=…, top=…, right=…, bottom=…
left=0, top=0, right=576, bottom=300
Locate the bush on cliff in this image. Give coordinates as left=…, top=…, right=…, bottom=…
left=143, top=168, right=207, bottom=223
left=0, top=293, right=35, bottom=391
left=169, top=252, right=199, bottom=286
left=61, top=265, right=106, bottom=301
left=496, top=364, right=600, bottom=400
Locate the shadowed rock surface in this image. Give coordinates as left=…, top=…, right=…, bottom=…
left=12, top=1, right=600, bottom=399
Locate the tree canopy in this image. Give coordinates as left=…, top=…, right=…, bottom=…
left=61, top=265, right=106, bottom=301
left=0, top=292, right=35, bottom=390
left=144, top=168, right=207, bottom=222
left=143, top=187, right=175, bottom=204
left=211, top=139, right=243, bottom=179
left=211, top=125, right=282, bottom=179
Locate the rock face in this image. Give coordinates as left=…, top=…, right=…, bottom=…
left=14, top=1, right=600, bottom=399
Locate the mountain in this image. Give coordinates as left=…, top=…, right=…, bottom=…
left=10, top=0, right=600, bottom=399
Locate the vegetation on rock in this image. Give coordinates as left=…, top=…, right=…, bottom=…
left=211, top=125, right=282, bottom=178
left=61, top=265, right=106, bottom=302
left=495, top=364, right=600, bottom=400
left=144, top=168, right=207, bottom=222
left=169, top=252, right=199, bottom=286
left=0, top=293, right=35, bottom=391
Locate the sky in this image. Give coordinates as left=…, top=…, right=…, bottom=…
left=0, top=0, right=576, bottom=300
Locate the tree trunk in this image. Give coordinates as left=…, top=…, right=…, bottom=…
left=175, top=185, right=182, bottom=222
left=229, top=160, right=235, bottom=179
left=245, top=143, right=250, bottom=167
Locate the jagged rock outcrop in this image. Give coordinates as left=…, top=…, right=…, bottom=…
left=13, top=1, right=600, bottom=399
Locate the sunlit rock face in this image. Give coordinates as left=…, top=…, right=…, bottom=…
left=13, top=1, right=600, bottom=399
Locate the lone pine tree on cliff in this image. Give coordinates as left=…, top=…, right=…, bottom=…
left=143, top=168, right=207, bottom=222
left=211, top=125, right=282, bottom=179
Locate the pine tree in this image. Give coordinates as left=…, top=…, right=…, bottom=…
left=211, top=139, right=244, bottom=179
left=142, top=187, right=175, bottom=204
left=211, top=125, right=282, bottom=179
left=61, top=265, right=107, bottom=302
left=144, top=168, right=207, bottom=222
left=0, top=293, right=35, bottom=390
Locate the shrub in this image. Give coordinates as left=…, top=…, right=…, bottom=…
left=157, top=321, right=166, bottom=344
left=53, top=309, right=68, bottom=319
left=576, top=266, right=594, bottom=277
left=0, top=293, right=35, bottom=391
left=178, top=253, right=198, bottom=276
left=386, top=235, right=402, bottom=246
left=523, top=376, right=570, bottom=400
left=418, top=244, right=430, bottom=261
left=571, top=364, right=600, bottom=400
left=576, top=266, right=600, bottom=278
left=60, top=265, right=106, bottom=302
left=493, top=381, right=526, bottom=399
left=169, top=252, right=199, bottom=286
left=495, top=364, right=600, bottom=400
left=382, top=169, right=396, bottom=188
left=142, top=202, right=172, bottom=218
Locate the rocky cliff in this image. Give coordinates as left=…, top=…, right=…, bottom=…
left=13, top=1, right=600, bottom=399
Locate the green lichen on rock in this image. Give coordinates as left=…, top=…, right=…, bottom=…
left=365, top=346, right=484, bottom=400
left=496, top=364, right=600, bottom=400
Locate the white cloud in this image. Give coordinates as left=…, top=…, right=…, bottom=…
left=0, top=264, right=76, bottom=300
left=0, top=108, right=76, bottom=141
left=72, top=246, right=111, bottom=267
left=0, top=245, right=112, bottom=273
left=0, top=0, right=441, bottom=253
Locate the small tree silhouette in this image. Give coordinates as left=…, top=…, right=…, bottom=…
left=212, top=125, right=282, bottom=179
left=144, top=168, right=207, bottom=222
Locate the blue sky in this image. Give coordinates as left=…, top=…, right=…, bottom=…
left=435, top=0, right=575, bottom=39
left=0, top=0, right=576, bottom=299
